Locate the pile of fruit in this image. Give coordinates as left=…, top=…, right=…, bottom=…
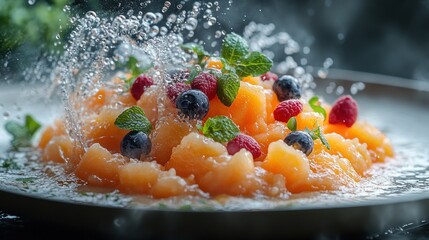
left=38, top=33, right=394, bottom=198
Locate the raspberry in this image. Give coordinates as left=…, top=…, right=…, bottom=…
left=261, top=72, right=278, bottom=81
left=227, top=134, right=262, bottom=160
left=329, top=95, right=358, bottom=127
left=130, top=74, right=154, bottom=100
left=190, top=72, right=218, bottom=100
left=273, top=99, right=303, bottom=123
left=166, top=82, right=191, bottom=103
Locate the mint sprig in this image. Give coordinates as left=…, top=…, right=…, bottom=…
left=117, top=56, right=152, bottom=88
left=304, top=125, right=330, bottom=150
left=220, top=33, right=273, bottom=78
left=200, top=116, right=240, bottom=143
left=235, top=51, right=272, bottom=77
left=221, top=33, right=250, bottom=64
left=217, top=72, right=240, bottom=107
left=309, top=96, right=327, bottom=120
left=5, top=114, right=41, bottom=149
left=114, top=106, right=152, bottom=134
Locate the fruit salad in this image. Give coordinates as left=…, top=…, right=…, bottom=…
left=36, top=33, right=394, bottom=199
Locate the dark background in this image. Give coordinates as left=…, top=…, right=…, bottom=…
left=1, top=0, right=429, bottom=81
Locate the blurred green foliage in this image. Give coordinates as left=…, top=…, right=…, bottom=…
left=0, top=0, right=69, bottom=54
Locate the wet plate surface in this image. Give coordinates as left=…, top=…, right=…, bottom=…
left=1, top=70, right=429, bottom=239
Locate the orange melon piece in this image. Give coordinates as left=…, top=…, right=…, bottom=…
left=261, top=140, right=312, bottom=193
left=205, top=81, right=268, bottom=135
left=198, top=150, right=261, bottom=196
left=325, top=121, right=394, bottom=162
left=308, top=151, right=360, bottom=190
left=150, top=115, right=196, bottom=165
left=87, top=88, right=113, bottom=112
left=165, top=132, right=226, bottom=180
left=117, top=92, right=137, bottom=107
left=206, top=58, right=223, bottom=70
left=137, top=86, right=176, bottom=124
left=265, top=89, right=280, bottom=124
left=313, top=133, right=372, bottom=176
left=42, top=136, right=74, bottom=163
left=38, top=119, right=66, bottom=149
left=118, top=161, right=164, bottom=194
left=151, top=175, right=189, bottom=198
left=252, top=122, right=290, bottom=160
left=84, top=108, right=128, bottom=153
left=242, top=76, right=260, bottom=85
left=295, top=111, right=324, bottom=131
left=75, top=143, right=127, bottom=187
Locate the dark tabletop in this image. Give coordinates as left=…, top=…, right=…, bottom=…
left=2, top=211, right=429, bottom=240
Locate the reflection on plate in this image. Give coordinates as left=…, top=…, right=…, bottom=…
left=1, top=70, right=429, bottom=239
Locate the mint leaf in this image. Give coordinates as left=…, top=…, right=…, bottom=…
left=5, top=114, right=41, bottom=149
left=201, top=116, right=240, bottom=143
left=221, top=33, right=249, bottom=64
left=186, top=66, right=202, bottom=84
left=309, top=96, right=327, bottom=120
left=235, top=51, right=273, bottom=77
left=181, top=43, right=210, bottom=65
left=304, top=125, right=330, bottom=150
left=287, top=117, right=297, bottom=131
left=217, top=72, right=240, bottom=106
left=120, top=56, right=153, bottom=88
left=114, top=106, right=152, bottom=134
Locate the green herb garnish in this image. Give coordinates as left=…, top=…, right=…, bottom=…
left=5, top=114, right=41, bottom=149
left=118, top=56, right=153, bottom=88
left=181, top=43, right=210, bottom=67
left=235, top=51, right=272, bottom=77
left=186, top=65, right=203, bottom=84
left=114, top=106, right=152, bottom=134
left=200, top=116, right=240, bottom=143
left=308, top=96, right=327, bottom=120
left=220, top=33, right=273, bottom=78
left=1, top=157, right=20, bottom=170
left=15, top=177, right=36, bottom=183
left=216, top=72, right=240, bottom=107
left=304, top=125, right=330, bottom=150
left=287, top=117, right=297, bottom=131
left=221, top=33, right=250, bottom=64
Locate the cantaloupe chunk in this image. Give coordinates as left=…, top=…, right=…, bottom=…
left=262, top=140, right=312, bottom=193
left=325, top=121, right=394, bottom=162
left=205, top=81, right=268, bottom=135
left=42, top=136, right=74, bottom=163
left=150, top=115, right=196, bottom=165
left=252, top=122, right=289, bottom=160
left=75, top=143, right=127, bottom=187
left=165, top=132, right=226, bottom=180
left=84, top=108, right=128, bottom=153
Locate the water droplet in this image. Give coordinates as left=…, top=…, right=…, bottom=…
left=149, top=26, right=159, bottom=37
left=143, top=12, right=156, bottom=25
left=55, top=34, right=61, bottom=40
left=167, top=14, right=177, bottom=23
left=303, top=46, right=310, bottom=54
left=323, top=58, right=334, bottom=68
left=127, top=9, right=134, bottom=17
left=214, top=30, right=222, bottom=38
left=159, top=26, right=168, bottom=36
left=28, top=0, right=35, bottom=5
left=207, top=2, right=213, bottom=8
left=207, top=17, right=216, bottom=26
left=337, top=33, right=345, bottom=41
left=185, top=18, right=198, bottom=31
left=162, top=1, right=171, bottom=13
left=317, top=69, right=328, bottom=79
left=187, top=30, right=194, bottom=38
left=177, top=4, right=183, bottom=10
left=85, top=11, right=97, bottom=20
left=154, top=12, right=163, bottom=24
left=336, top=86, right=344, bottom=95
left=63, top=5, right=70, bottom=12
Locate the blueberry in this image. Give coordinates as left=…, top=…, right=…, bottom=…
left=272, top=75, right=301, bottom=101
left=176, top=89, right=209, bottom=120
left=120, top=131, right=152, bottom=160
left=284, top=131, right=314, bottom=156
